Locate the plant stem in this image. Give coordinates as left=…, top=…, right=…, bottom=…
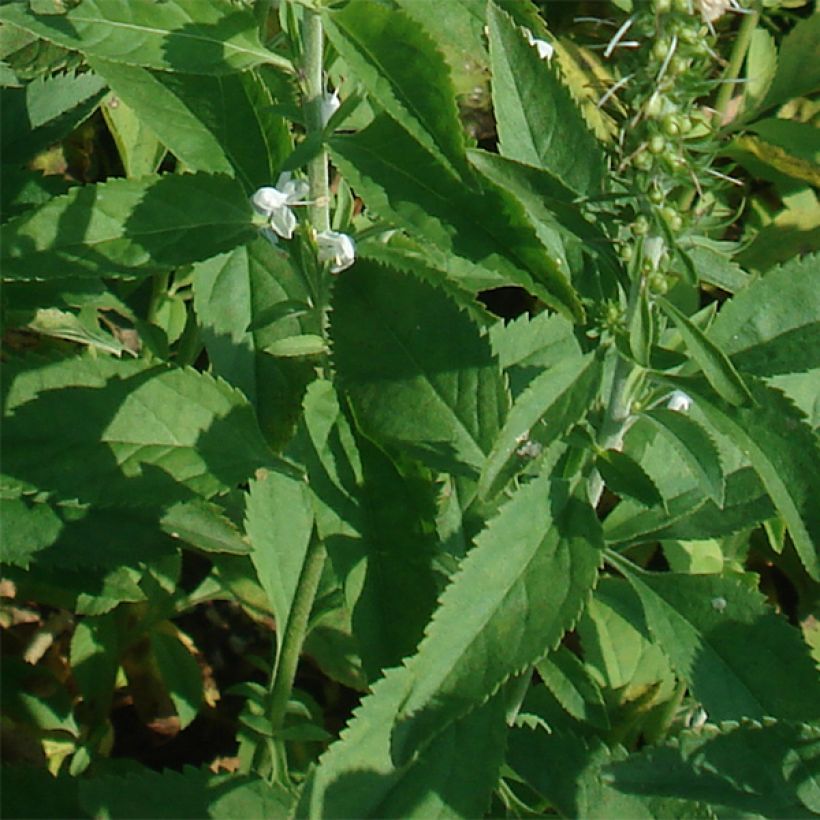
left=303, top=10, right=330, bottom=234
left=266, top=534, right=326, bottom=777
left=712, top=5, right=760, bottom=128
left=589, top=266, right=643, bottom=507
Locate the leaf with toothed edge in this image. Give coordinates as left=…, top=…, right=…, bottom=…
left=609, top=555, right=820, bottom=724
left=389, top=469, right=603, bottom=766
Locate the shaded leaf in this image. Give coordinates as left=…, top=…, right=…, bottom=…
left=597, top=449, right=664, bottom=508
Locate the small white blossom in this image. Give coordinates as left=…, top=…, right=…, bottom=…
left=317, top=230, right=356, bottom=274
left=251, top=173, right=310, bottom=240
left=688, top=706, right=709, bottom=729
left=644, top=235, right=666, bottom=271
left=667, top=390, right=693, bottom=413
left=523, top=28, right=554, bottom=61
left=711, top=596, right=727, bottom=612
left=320, top=89, right=341, bottom=128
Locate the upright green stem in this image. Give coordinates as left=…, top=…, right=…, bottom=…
left=589, top=268, right=643, bottom=507
left=303, top=10, right=330, bottom=233
left=712, top=5, right=760, bottom=128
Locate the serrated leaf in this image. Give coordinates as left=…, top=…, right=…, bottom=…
left=245, top=469, right=313, bottom=654
left=508, top=725, right=709, bottom=819
left=0, top=0, right=290, bottom=76
left=301, top=380, right=439, bottom=680
left=479, top=353, right=601, bottom=500
left=597, top=449, right=664, bottom=508
left=101, top=91, right=166, bottom=179
left=683, top=241, right=752, bottom=293
left=2, top=361, right=277, bottom=506
left=0, top=69, right=107, bottom=164
left=70, top=613, right=119, bottom=723
left=77, top=765, right=294, bottom=819
left=606, top=721, right=820, bottom=817
left=295, top=668, right=507, bottom=819
left=660, top=299, right=753, bottom=407
left=642, top=408, right=724, bottom=506
left=708, top=252, right=820, bottom=377
left=535, top=646, right=610, bottom=730
left=323, top=0, right=471, bottom=181
left=758, top=14, right=820, bottom=113
left=684, top=378, right=820, bottom=579
left=610, top=558, right=820, bottom=723
left=331, top=260, right=508, bottom=476
left=90, top=59, right=290, bottom=191
left=487, top=4, right=604, bottom=197
left=1, top=173, right=255, bottom=282
left=391, top=473, right=603, bottom=764
left=604, top=465, right=773, bottom=546
left=192, top=238, right=315, bottom=448
left=629, top=284, right=654, bottom=367
left=329, top=115, right=583, bottom=320
left=159, top=498, right=249, bottom=555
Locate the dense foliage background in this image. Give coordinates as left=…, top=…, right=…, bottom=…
left=1, top=0, right=818, bottom=817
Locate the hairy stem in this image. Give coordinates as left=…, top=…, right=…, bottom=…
left=303, top=9, right=330, bottom=233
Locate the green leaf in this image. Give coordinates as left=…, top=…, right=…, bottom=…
left=684, top=379, right=820, bottom=580
left=331, top=260, right=508, bottom=476
left=2, top=361, right=277, bottom=506
left=323, top=0, right=471, bottom=181
left=642, top=408, right=724, bottom=506
left=101, top=91, right=165, bottom=179
left=0, top=0, right=291, bottom=76
left=329, top=115, right=583, bottom=320
left=159, top=499, right=249, bottom=555
left=192, top=238, right=315, bottom=448
left=759, top=14, right=820, bottom=113
left=301, top=380, right=439, bottom=679
left=534, top=646, right=610, bottom=730
left=597, top=449, right=664, bottom=508
left=391, top=473, right=603, bottom=763
left=78, top=765, right=294, bottom=819
left=708, top=252, right=820, bottom=377
left=743, top=26, right=777, bottom=113
left=245, top=469, right=313, bottom=654
left=0, top=767, right=84, bottom=820
left=508, top=726, right=708, bottom=819
left=683, top=241, right=752, bottom=294
left=659, top=299, right=753, bottom=407
left=264, top=335, right=327, bottom=358
left=604, top=466, right=774, bottom=546
left=606, top=721, right=820, bottom=818
left=90, top=59, right=289, bottom=191
left=629, top=284, right=654, bottom=367
left=479, top=352, right=601, bottom=500
left=487, top=4, right=604, bottom=197
left=295, top=669, right=507, bottom=819
left=70, top=613, right=120, bottom=723
left=0, top=69, right=107, bottom=164
left=611, top=558, right=820, bottom=723
left=150, top=627, right=203, bottom=730
left=1, top=173, right=255, bottom=282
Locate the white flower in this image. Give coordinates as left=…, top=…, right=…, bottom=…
left=317, top=230, right=355, bottom=274
left=644, top=235, right=666, bottom=271
left=251, top=173, right=310, bottom=240
left=320, top=89, right=341, bottom=128
left=523, top=28, right=554, bottom=61
left=667, top=389, right=693, bottom=413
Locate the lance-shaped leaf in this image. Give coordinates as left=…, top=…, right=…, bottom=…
left=2, top=361, right=277, bottom=506
left=597, top=449, right=664, bottom=508
left=295, top=668, right=507, bottom=819
left=331, top=261, right=508, bottom=477
left=708, top=252, right=820, bottom=377
left=642, top=408, right=724, bottom=506
left=301, top=380, right=439, bottom=680
left=605, top=721, right=820, bottom=817
left=479, top=353, right=601, bottom=499
left=323, top=0, right=471, bottom=181
left=0, top=0, right=290, bottom=75
left=683, top=378, right=819, bottom=579
left=604, top=466, right=773, bottom=546
left=610, top=558, right=820, bottom=723
left=1, top=173, right=255, bottom=281
left=487, top=4, right=604, bottom=197
left=245, top=469, right=313, bottom=654
left=89, top=59, right=290, bottom=192
left=330, top=115, right=583, bottom=320
left=660, top=299, right=753, bottom=407
left=77, top=765, right=294, bottom=820
left=390, top=473, right=603, bottom=764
